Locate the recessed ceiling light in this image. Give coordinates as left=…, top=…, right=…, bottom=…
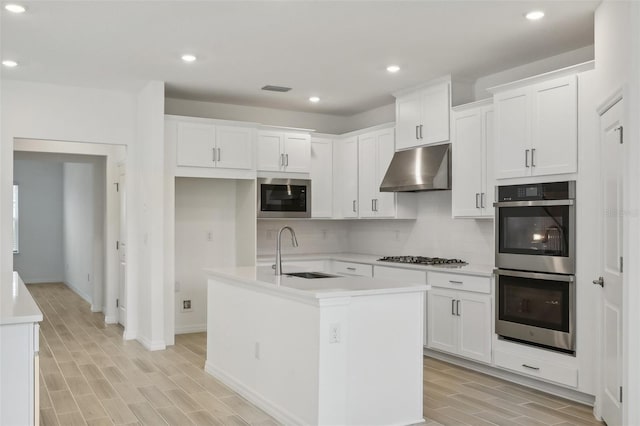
left=387, top=65, right=400, bottom=73
left=2, top=60, right=18, bottom=68
left=181, top=54, right=197, bottom=63
left=5, top=4, right=26, bottom=13
left=309, top=96, right=320, bottom=103
left=525, top=10, right=545, bottom=20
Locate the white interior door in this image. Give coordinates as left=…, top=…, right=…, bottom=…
left=599, top=99, right=624, bottom=426
left=117, top=163, right=127, bottom=326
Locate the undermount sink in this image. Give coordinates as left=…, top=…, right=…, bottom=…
left=286, top=271, right=340, bottom=279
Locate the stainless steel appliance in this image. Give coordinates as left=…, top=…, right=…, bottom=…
left=495, top=181, right=575, bottom=274
left=257, top=178, right=311, bottom=218
left=494, top=181, right=576, bottom=353
left=379, top=144, right=451, bottom=192
left=378, top=256, right=467, bottom=267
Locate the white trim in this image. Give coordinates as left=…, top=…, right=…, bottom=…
left=596, top=88, right=624, bottom=116
left=22, top=279, right=64, bottom=284
left=174, top=324, right=207, bottom=334
left=104, top=315, right=117, bottom=324
left=137, top=336, right=166, bottom=351
left=392, top=74, right=452, bottom=97
left=487, top=61, right=595, bottom=94
left=204, top=361, right=307, bottom=426
left=424, top=349, right=598, bottom=408
left=122, top=328, right=136, bottom=340
left=90, top=305, right=102, bottom=313
left=63, top=281, right=92, bottom=305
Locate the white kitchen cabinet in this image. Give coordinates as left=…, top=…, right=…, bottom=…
left=452, top=100, right=494, bottom=218
left=335, top=136, right=359, bottom=218
left=395, top=81, right=451, bottom=150
left=331, top=260, right=373, bottom=277
left=427, top=272, right=492, bottom=364
left=493, top=74, right=577, bottom=179
left=358, top=128, right=396, bottom=218
left=173, top=118, right=253, bottom=170
left=257, top=130, right=311, bottom=173
left=310, top=137, right=333, bottom=218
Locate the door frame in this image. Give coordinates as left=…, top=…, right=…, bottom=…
left=13, top=138, right=127, bottom=330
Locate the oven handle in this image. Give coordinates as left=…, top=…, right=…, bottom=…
left=494, top=269, right=575, bottom=282
left=493, top=199, right=574, bottom=208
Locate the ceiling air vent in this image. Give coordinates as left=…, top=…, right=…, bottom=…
left=261, top=85, right=292, bottom=93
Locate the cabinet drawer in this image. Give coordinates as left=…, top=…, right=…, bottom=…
left=427, top=271, right=491, bottom=293
left=494, top=349, right=578, bottom=388
left=374, top=266, right=426, bottom=283
left=332, top=261, right=373, bottom=277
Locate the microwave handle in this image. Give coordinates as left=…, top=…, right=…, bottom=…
left=493, top=199, right=574, bottom=208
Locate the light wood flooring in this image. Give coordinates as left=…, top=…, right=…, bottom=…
left=29, top=282, right=602, bottom=426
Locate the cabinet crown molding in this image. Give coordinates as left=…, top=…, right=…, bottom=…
left=487, top=61, right=594, bottom=94
left=393, top=75, right=452, bottom=98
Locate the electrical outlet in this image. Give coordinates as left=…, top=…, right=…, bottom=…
left=329, top=323, right=341, bottom=343
left=254, top=342, right=260, bottom=359
left=181, top=299, right=192, bottom=312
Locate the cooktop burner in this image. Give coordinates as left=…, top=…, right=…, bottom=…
left=378, top=256, right=467, bottom=266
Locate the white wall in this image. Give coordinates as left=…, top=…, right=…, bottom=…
left=12, top=158, right=64, bottom=283
left=174, top=178, right=239, bottom=334
left=63, top=162, right=95, bottom=303
left=257, top=220, right=350, bottom=257
left=348, top=192, right=494, bottom=265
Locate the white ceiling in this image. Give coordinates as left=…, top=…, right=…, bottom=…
left=1, top=1, right=598, bottom=116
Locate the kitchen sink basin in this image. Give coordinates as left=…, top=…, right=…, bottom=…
left=286, top=271, right=340, bottom=279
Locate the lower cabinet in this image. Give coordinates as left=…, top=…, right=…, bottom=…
left=427, top=286, right=492, bottom=364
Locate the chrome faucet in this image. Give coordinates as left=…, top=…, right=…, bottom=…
left=275, top=226, right=298, bottom=275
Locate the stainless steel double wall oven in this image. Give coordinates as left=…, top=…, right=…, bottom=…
left=494, top=181, right=576, bottom=353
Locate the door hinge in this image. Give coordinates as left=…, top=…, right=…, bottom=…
left=620, top=256, right=624, bottom=273
left=620, top=386, right=623, bottom=403
left=116, top=240, right=119, bottom=250
left=616, top=125, right=624, bottom=144
left=116, top=299, right=119, bottom=308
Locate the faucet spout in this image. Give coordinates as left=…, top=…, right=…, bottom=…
left=275, top=226, right=298, bottom=276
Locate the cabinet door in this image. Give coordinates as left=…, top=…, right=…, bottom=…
left=427, top=289, right=458, bottom=354
left=310, top=138, right=333, bottom=218
left=494, top=88, right=530, bottom=179
left=176, top=121, right=216, bottom=168
left=421, top=82, right=451, bottom=145
left=531, top=75, right=577, bottom=176
left=481, top=107, right=495, bottom=217
left=358, top=133, right=377, bottom=218
left=283, top=133, right=311, bottom=173
left=257, top=131, right=283, bottom=171
left=452, top=109, right=483, bottom=217
left=396, top=91, right=423, bottom=150
left=215, top=125, right=253, bottom=170
left=336, top=137, right=359, bottom=218
left=374, top=129, right=397, bottom=217
left=457, top=292, right=492, bottom=363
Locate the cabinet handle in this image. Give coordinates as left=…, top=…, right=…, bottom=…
left=217, top=148, right=221, bottom=162
left=420, top=124, right=424, bottom=139
left=212, top=148, right=217, bottom=162
left=481, top=193, right=486, bottom=208
left=346, top=267, right=356, bottom=271
left=415, top=125, right=419, bottom=140
left=371, top=199, right=375, bottom=212
left=352, top=200, right=357, bottom=212
left=475, top=193, right=480, bottom=208
left=374, top=199, right=378, bottom=212
left=456, top=300, right=461, bottom=316
left=522, top=364, right=540, bottom=371
left=280, top=153, right=284, bottom=167
left=451, top=299, right=456, bottom=316
left=449, top=280, right=463, bottom=285
left=285, top=153, right=289, bottom=166
left=531, top=148, right=536, bottom=167
left=525, top=149, right=530, bottom=167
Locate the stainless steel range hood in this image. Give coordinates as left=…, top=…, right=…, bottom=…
left=379, top=144, right=451, bottom=192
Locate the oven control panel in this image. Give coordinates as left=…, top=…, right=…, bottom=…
left=498, top=181, right=574, bottom=202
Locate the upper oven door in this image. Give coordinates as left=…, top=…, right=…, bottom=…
left=257, top=178, right=311, bottom=218
left=495, top=199, right=575, bottom=274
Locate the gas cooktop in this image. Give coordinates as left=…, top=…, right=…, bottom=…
left=377, top=256, right=467, bottom=267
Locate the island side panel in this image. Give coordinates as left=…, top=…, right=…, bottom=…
left=206, top=278, right=321, bottom=425
left=344, top=291, right=425, bottom=425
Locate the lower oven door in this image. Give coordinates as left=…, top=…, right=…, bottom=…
left=495, top=269, right=575, bottom=353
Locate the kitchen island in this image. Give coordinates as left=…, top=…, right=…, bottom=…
left=205, top=266, right=428, bottom=426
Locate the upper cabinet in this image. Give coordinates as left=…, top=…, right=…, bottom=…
left=310, top=137, right=334, bottom=218
left=395, top=81, right=451, bottom=150
left=358, top=128, right=396, bottom=218
left=335, top=136, right=359, bottom=218
left=493, top=74, right=577, bottom=179
left=452, top=100, right=494, bottom=218
left=257, top=130, right=311, bottom=173
left=168, top=116, right=255, bottom=172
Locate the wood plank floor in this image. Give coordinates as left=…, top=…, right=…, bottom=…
left=29, top=282, right=602, bottom=426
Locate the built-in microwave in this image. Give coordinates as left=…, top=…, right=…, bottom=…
left=257, top=178, right=311, bottom=218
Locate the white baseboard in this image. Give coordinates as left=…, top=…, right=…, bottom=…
left=424, top=348, right=596, bottom=406
left=63, top=281, right=92, bottom=305
left=91, top=304, right=102, bottom=313
left=123, top=328, right=136, bottom=341
left=137, top=336, right=166, bottom=351
left=104, top=315, right=118, bottom=324
left=23, top=278, right=64, bottom=284
left=204, top=360, right=306, bottom=425
left=174, top=323, right=207, bottom=334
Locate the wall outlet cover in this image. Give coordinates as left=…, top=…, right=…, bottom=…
left=181, top=299, right=192, bottom=312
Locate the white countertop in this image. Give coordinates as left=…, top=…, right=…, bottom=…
left=0, top=272, right=43, bottom=325
left=256, top=252, right=495, bottom=277
left=205, top=265, right=429, bottom=301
